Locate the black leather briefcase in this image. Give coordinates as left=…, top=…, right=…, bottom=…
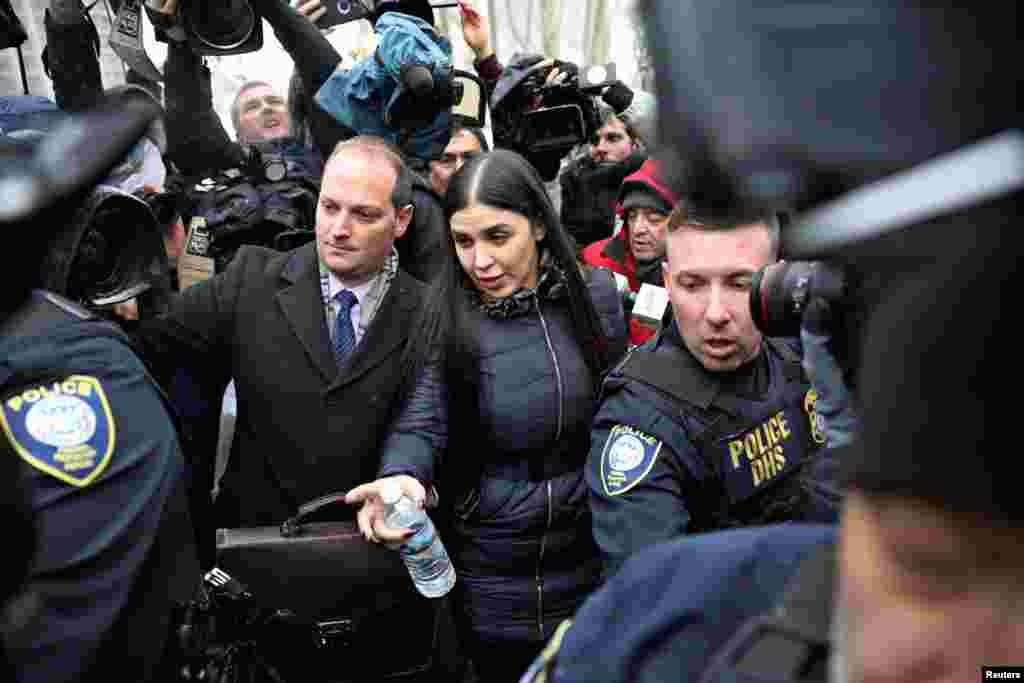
left=214, top=492, right=441, bottom=681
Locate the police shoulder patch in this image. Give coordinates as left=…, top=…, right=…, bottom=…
left=600, top=424, right=662, bottom=497
left=804, top=389, right=826, bottom=445
left=0, top=375, right=116, bottom=487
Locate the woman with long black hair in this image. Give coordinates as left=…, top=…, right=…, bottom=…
left=346, top=149, right=627, bottom=682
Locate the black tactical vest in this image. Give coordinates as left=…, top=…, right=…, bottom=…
left=619, top=335, right=826, bottom=531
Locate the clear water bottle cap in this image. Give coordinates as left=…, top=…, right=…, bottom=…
left=380, top=479, right=403, bottom=505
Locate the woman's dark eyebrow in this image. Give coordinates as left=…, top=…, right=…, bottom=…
left=482, top=224, right=513, bottom=236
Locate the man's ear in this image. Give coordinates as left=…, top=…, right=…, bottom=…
left=532, top=222, right=547, bottom=242
left=394, top=203, right=414, bottom=239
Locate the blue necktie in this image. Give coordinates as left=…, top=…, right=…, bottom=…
left=333, top=289, right=358, bottom=364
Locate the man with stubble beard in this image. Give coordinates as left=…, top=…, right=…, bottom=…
left=585, top=204, right=837, bottom=576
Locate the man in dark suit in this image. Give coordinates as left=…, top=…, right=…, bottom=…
left=133, top=135, right=438, bottom=529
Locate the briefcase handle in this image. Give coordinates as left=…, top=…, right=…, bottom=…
left=280, top=492, right=348, bottom=538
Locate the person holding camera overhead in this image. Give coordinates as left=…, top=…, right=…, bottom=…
left=586, top=205, right=839, bottom=577
left=345, top=149, right=627, bottom=683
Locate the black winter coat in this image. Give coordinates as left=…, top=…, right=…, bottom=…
left=384, top=266, right=627, bottom=643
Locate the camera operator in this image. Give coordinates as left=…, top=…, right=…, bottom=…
left=586, top=205, right=838, bottom=577
left=155, top=0, right=451, bottom=281
left=559, top=101, right=649, bottom=248
left=485, top=56, right=656, bottom=239
left=0, top=98, right=200, bottom=683
left=427, top=120, right=488, bottom=196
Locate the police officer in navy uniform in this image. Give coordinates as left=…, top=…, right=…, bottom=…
left=520, top=211, right=1024, bottom=683
left=587, top=207, right=836, bottom=576
left=516, top=0, right=1021, bottom=678
left=0, top=100, right=199, bottom=683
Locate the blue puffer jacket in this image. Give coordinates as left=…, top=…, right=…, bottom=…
left=455, top=266, right=625, bottom=643
left=382, top=265, right=626, bottom=643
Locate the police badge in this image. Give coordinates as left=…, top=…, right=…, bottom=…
left=0, top=375, right=115, bottom=487
left=600, top=425, right=662, bottom=496
left=804, top=389, right=826, bottom=445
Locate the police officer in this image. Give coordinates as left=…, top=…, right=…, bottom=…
left=587, top=206, right=835, bottom=576
left=516, top=0, right=1022, bottom=678
left=0, top=100, right=199, bottom=683
left=521, top=211, right=1024, bottom=683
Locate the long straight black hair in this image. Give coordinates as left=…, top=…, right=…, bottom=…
left=403, top=149, right=613, bottom=495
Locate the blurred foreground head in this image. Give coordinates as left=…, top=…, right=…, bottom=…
left=833, top=228, right=1023, bottom=681
left=641, top=1, right=1021, bottom=262
left=643, top=2, right=1023, bottom=678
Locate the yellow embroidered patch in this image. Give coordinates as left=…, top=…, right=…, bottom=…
left=0, top=375, right=116, bottom=487
left=600, top=424, right=662, bottom=497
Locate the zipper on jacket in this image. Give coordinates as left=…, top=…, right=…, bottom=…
left=533, top=296, right=563, bottom=639
left=533, top=294, right=564, bottom=443
left=535, top=480, right=554, bottom=639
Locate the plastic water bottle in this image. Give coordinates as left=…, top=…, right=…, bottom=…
left=381, top=480, right=456, bottom=598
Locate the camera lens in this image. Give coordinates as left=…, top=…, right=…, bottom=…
left=188, top=0, right=256, bottom=50
left=750, top=261, right=819, bottom=338
left=751, top=260, right=850, bottom=338
left=264, top=159, right=288, bottom=183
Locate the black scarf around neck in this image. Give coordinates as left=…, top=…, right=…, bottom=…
left=467, top=251, right=570, bottom=320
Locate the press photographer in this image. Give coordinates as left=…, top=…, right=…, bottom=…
left=476, top=28, right=655, bottom=251
left=148, top=0, right=460, bottom=281
left=559, top=96, right=652, bottom=249
left=489, top=54, right=650, bottom=183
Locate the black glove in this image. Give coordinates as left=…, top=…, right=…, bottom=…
left=601, top=80, right=634, bottom=114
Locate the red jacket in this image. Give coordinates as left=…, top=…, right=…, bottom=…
left=581, top=159, right=679, bottom=345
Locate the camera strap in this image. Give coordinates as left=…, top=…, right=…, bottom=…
left=108, top=0, right=163, bottom=82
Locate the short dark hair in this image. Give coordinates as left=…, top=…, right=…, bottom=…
left=666, top=203, right=781, bottom=255
left=326, top=136, right=413, bottom=210
left=595, top=102, right=640, bottom=145
left=230, top=80, right=276, bottom=136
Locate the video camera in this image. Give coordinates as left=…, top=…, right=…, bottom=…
left=1, top=99, right=164, bottom=317
left=183, top=137, right=324, bottom=273
left=143, top=0, right=263, bottom=56
left=36, top=184, right=172, bottom=322
left=491, top=57, right=619, bottom=180
left=749, top=258, right=869, bottom=388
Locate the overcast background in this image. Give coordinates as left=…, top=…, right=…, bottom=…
left=2, top=0, right=649, bottom=138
